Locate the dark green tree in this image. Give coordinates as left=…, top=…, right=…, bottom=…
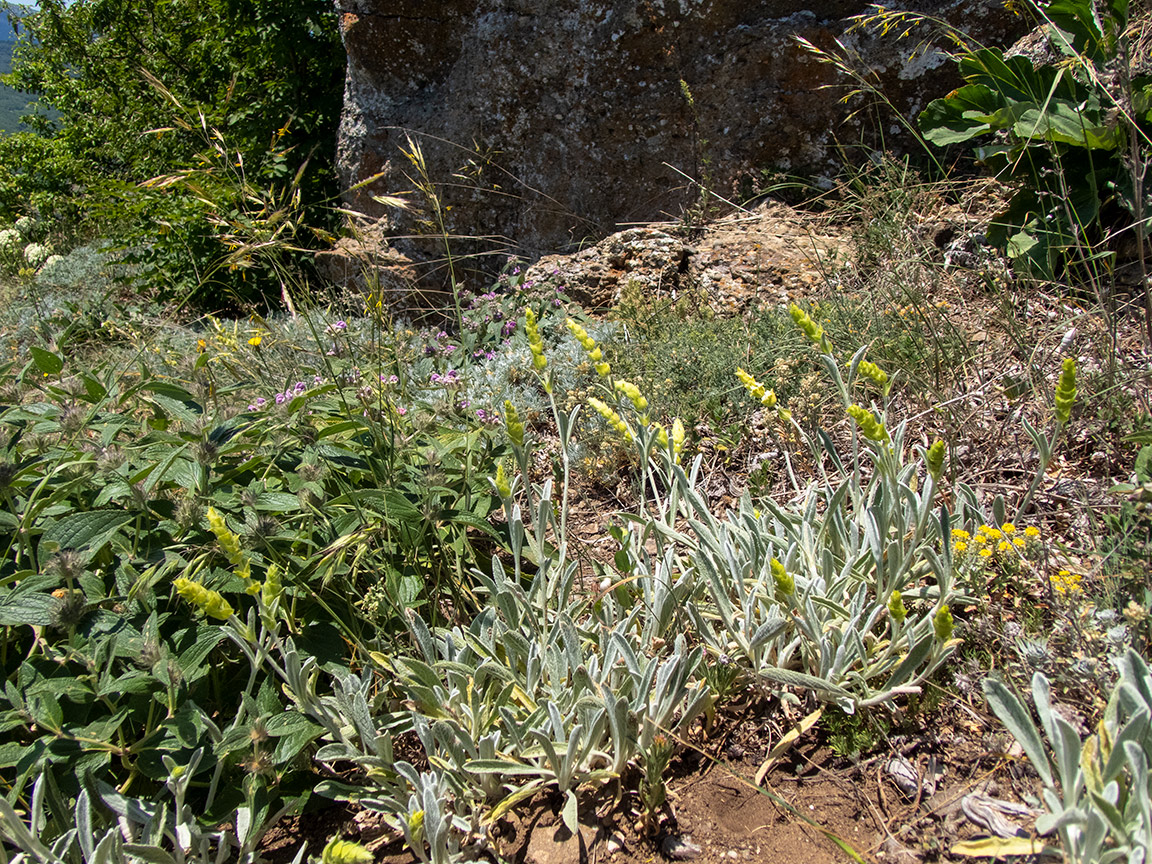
left=0, top=0, right=346, bottom=308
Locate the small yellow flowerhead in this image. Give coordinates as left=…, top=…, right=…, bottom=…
left=526, top=308, right=547, bottom=373
left=207, top=507, right=250, bottom=581
left=614, top=379, right=649, bottom=413
left=888, top=590, right=907, bottom=624
left=671, top=417, right=686, bottom=459
left=1054, top=358, right=1076, bottom=424
left=588, top=397, right=631, bottom=442
left=933, top=605, right=954, bottom=642
left=196, top=338, right=207, bottom=354
left=1000, top=523, right=1016, bottom=535
left=771, top=558, right=795, bottom=597
left=789, top=304, right=832, bottom=353
left=953, top=541, right=968, bottom=555
left=925, top=440, right=945, bottom=482
left=1024, top=526, right=1041, bottom=539
left=248, top=335, right=262, bottom=348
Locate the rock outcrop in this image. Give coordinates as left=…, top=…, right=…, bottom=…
left=335, top=0, right=1023, bottom=262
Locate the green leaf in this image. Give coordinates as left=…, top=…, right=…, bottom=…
left=29, top=346, right=64, bottom=376
left=0, top=593, right=59, bottom=626
left=40, top=510, right=134, bottom=554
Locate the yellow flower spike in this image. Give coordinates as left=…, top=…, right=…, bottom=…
left=589, top=346, right=603, bottom=362
left=614, top=379, right=649, bottom=413
left=671, top=418, right=686, bottom=457
left=888, top=590, right=907, bottom=624
left=655, top=424, right=669, bottom=450
left=595, top=361, right=611, bottom=378
left=925, top=439, right=945, bottom=482
left=525, top=308, right=547, bottom=372
left=857, top=359, right=889, bottom=391
left=494, top=463, right=512, bottom=499
left=761, top=389, right=777, bottom=409
left=262, top=564, right=282, bottom=606
left=846, top=404, right=890, bottom=443
left=736, top=367, right=767, bottom=400
left=770, top=558, right=795, bottom=597
left=789, top=303, right=832, bottom=352
left=174, top=577, right=234, bottom=621
left=321, top=838, right=373, bottom=864
left=565, top=318, right=594, bottom=349
left=503, top=400, right=525, bottom=447
left=206, top=507, right=250, bottom=581
left=589, top=397, right=631, bottom=442
left=933, top=606, right=954, bottom=641
left=1054, top=357, right=1076, bottom=424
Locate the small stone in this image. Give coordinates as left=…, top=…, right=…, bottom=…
left=661, top=834, right=703, bottom=860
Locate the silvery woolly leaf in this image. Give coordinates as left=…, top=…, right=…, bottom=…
left=1035, top=806, right=1091, bottom=837
left=562, top=789, right=579, bottom=836
left=983, top=679, right=1054, bottom=786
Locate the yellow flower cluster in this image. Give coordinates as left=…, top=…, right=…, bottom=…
left=1050, top=569, right=1084, bottom=596
left=207, top=507, right=253, bottom=585
left=952, top=523, right=1039, bottom=562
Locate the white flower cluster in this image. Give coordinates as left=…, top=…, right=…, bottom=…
left=23, top=242, right=52, bottom=268
left=0, top=228, right=20, bottom=253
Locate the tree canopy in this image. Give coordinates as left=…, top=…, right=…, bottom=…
left=0, top=0, right=346, bottom=307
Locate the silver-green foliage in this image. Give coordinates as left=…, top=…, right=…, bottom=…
left=984, top=650, right=1152, bottom=863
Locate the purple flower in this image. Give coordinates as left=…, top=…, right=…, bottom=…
left=335, top=320, right=347, bottom=330
left=459, top=398, right=470, bottom=409
left=512, top=267, right=521, bottom=275
left=436, top=331, right=448, bottom=340
left=256, top=397, right=267, bottom=406
left=247, top=404, right=257, bottom=411
left=295, top=381, right=306, bottom=392
left=397, top=406, right=407, bottom=416
left=485, top=351, right=496, bottom=360
left=502, top=320, right=517, bottom=337
left=275, top=393, right=286, bottom=405
left=313, top=375, right=324, bottom=386
left=444, top=344, right=456, bottom=353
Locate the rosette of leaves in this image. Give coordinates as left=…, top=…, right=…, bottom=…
left=918, top=0, right=1152, bottom=279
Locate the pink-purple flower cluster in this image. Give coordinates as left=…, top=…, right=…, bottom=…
left=429, top=369, right=460, bottom=386
left=248, top=381, right=310, bottom=411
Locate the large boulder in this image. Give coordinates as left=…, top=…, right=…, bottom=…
left=335, top=0, right=1023, bottom=264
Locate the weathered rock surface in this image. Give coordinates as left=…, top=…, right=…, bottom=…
left=523, top=202, right=851, bottom=311
left=335, top=0, right=1024, bottom=258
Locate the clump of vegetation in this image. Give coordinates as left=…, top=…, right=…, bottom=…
left=0, top=0, right=1148, bottom=861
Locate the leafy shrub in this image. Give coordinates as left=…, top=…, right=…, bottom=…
left=918, top=0, right=1152, bottom=282
left=982, top=650, right=1152, bottom=862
